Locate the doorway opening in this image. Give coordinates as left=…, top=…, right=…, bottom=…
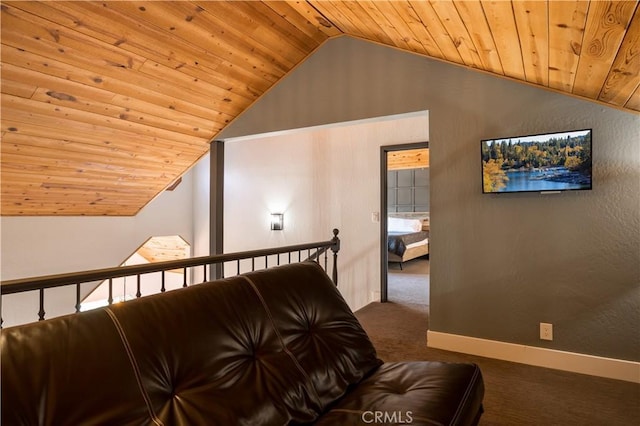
left=380, top=143, right=429, bottom=304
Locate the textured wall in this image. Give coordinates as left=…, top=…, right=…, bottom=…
left=221, top=36, right=639, bottom=362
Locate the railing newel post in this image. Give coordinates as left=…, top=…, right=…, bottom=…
left=75, top=283, right=81, bottom=313
left=38, top=288, right=45, bottom=321
left=331, top=229, right=340, bottom=285
left=108, top=278, right=113, bottom=305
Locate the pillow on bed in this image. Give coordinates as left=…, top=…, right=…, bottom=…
left=388, top=217, right=422, bottom=233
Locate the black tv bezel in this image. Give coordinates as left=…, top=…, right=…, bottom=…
left=481, top=128, right=593, bottom=195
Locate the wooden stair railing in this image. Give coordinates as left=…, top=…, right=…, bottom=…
left=1, top=229, right=340, bottom=326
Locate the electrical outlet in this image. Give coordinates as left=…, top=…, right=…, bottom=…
left=540, top=323, right=553, bottom=341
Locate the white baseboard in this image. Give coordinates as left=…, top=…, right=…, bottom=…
left=427, top=330, right=640, bottom=383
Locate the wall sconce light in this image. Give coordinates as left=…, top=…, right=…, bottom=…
left=270, top=213, right=284, bottom=231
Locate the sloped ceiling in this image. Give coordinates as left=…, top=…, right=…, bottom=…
left=1, top=1, right=638, bottom=216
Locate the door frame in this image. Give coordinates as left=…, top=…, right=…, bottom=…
left=379, top=141, right=429, bottom=302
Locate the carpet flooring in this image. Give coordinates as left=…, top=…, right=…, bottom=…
left=354, top=258, right=639, bottom=426
left=386, top=257, right=430, bottom=305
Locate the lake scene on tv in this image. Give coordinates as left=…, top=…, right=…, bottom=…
left=482, top=129, right=592, bottom=193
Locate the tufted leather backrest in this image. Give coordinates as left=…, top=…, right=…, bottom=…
left=1, top=309, right=156, bottom=426
left=242, top=262, right=383, bottom=410
left=1, top=262, right=381, bottom=425
left=107, top=272, right=323, bottom=425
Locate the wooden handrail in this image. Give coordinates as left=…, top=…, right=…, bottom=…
left=1, top=230, right=340, bottom=326
left=1, top=230, right=340, bottom=295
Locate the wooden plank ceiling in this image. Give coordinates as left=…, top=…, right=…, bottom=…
left=2, top=1, right=638, bottom=216
left=136, top=235, right=190, bottom=264
left=388, top=148, right=429, bottom=170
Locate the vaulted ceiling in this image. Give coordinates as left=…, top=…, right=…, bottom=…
left=2, top=1, right=638, bottom=216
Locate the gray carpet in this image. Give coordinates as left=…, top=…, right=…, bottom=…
left=387, top=257, right=429, bottom=306
left=355, top=258, right=639, bottom=426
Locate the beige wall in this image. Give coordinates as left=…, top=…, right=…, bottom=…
left=224, top=112, right=428, bottom=311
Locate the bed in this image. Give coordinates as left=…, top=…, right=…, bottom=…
left=387, top=215, right=429, bottom=269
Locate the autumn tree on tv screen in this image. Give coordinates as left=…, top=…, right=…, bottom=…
left=481, top=129, right=592, bottom=194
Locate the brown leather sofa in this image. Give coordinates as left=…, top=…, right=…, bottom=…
left=1, top=262, right=484, bottom=425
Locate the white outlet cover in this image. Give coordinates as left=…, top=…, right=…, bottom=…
left=540, top=323, right=553, bottom=341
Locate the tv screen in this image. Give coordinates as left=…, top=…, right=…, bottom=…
left=481, top=129, right=592, bottom=194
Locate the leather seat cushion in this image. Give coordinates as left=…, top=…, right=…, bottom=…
left=314, top=361, right=484, bottom=426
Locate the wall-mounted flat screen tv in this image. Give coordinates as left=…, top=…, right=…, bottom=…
left=481, top=129, right=592, bottom=194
